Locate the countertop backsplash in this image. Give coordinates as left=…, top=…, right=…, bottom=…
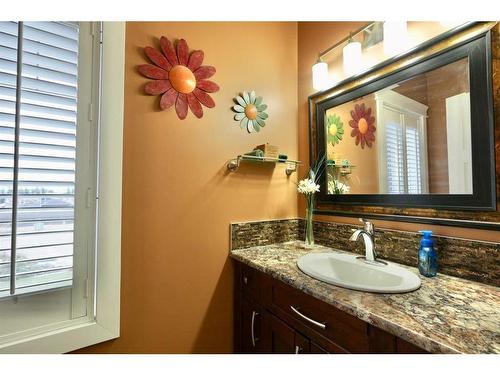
left=230, top=219, right=500, bottom=287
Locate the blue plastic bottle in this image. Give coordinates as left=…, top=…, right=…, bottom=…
left=418, top=230, right=437, bottom=277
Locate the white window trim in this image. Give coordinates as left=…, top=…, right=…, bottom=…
left=374, top=88, right=429, bottom=194
left=0, top=21, right=125, bottom=353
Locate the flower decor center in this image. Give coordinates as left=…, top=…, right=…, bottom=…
left=358, top=118, right=368, bottom=134
left=169, top=65, right=197, bottom=94
left=329, top=124, right=338, bottom=136
left=244, top=104, right=258, bottom=120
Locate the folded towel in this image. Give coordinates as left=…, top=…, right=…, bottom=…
left=244, top=149, right=265, bottom=158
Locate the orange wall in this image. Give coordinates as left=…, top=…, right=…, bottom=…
left=297, top=21, right=499, bottom=242
left=77, top=21, right=298, bottom=353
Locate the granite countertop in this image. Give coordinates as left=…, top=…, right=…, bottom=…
left=230, top=241, right=500, bottom=354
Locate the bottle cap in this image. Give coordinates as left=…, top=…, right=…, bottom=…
left=419, top=230, right=433, bottom=238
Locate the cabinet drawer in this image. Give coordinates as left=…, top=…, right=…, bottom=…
left=268, top=278, right=370, bottom=353
left=239, top=263, right=262, bottom=302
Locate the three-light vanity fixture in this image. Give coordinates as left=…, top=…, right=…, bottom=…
left=312, top=21, right=409, bottom=91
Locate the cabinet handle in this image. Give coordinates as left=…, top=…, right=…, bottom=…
left=290, top=306, right=326, bottom=330
left=251, top=310, right=259, bottom=347
left=243, top=276, right=248, bottom=285
left=295, top=345, right=303, bottom=354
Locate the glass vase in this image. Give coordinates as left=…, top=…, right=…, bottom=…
left=305, top=196, right=314, bottom=246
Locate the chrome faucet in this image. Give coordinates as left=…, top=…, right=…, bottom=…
left=349, top=218, right=378, bottom=263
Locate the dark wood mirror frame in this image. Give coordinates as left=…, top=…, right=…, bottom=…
left=308, top=22, right=500, bottom=230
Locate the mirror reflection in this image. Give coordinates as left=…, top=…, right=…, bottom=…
left=325, top=57, right=472, bottom=195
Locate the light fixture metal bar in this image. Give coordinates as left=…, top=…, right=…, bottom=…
left=318, top=22, right=375, bottom=59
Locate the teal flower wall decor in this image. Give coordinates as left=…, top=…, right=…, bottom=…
left=232, top=91, right=268, bottom=133
left=326, top=114, right=344, bottom=145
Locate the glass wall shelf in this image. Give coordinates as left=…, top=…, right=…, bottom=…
left=227, top=155, right=301, bottom=176
left=327, top=164, right=356, bottom=176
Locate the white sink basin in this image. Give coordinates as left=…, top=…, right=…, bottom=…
left=297, top=252, right=421, bottom=293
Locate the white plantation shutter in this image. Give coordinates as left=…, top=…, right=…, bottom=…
left=0, top=22, right=79, bottom=297
left=384, top=107, right=426, bottom=194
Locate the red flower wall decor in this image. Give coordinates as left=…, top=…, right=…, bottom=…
left=138, top=37, right=219, bottom=119
left=349, top=103, right=376, bottom=149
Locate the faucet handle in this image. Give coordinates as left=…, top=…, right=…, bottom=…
left=359, top=218, right=374, bottom=234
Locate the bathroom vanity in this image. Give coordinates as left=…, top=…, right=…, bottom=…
left=231, top=242, right=500, bottom=354
left=234, top=259, right=426, bottom=353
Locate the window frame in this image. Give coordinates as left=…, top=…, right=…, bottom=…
left=0, top=21, right=96, bottom=343
left=0, top=21, right=124, bottom=353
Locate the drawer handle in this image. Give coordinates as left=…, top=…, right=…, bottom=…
left=251, top=310, right=259, bottom=347
left=295, top=345, right=302, bottom=354
left=290, top=306, right=326, bottom=330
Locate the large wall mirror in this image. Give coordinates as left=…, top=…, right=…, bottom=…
left=309, top=23, right=499, bottom=229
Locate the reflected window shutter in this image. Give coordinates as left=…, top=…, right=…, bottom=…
left=405, top=125, right=422, bottom=194
left=0, top=22, right=79, bottom=297
left=386, top=121, right=405, bottom=194
left=385, top=112, right=424, bottom=195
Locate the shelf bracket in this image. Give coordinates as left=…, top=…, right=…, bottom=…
left=285, top=162, right=298, bottom=176
left=227, top=157, right=241, bottom=172
left=227, top=155, right=301, bottom=176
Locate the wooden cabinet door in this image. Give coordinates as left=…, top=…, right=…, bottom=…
left=262, top=312, right=311, bottom=354
left=240, top=297, right=263, bottom=353
left=310, top=341, right=329, bottom=353
left=294, top=331, right=310, bottom=354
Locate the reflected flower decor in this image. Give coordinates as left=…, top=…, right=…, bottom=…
left=349, top=103, right=376, bottom=149
left=138, top=37, right=219, bottom=119
left=326, top=114, right=344, bottom=146
left=328, top=179, right=350, bottom=194
left=232, top=91, right=268, bottom=133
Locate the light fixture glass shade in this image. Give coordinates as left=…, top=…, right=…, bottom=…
left=312, top=60, right=329, bottom=91
left=383, top=21, right=408, bottom=57
left=343, top=41, right=362, bottom=77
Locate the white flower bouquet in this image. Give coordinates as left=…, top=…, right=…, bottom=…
left=297, top=154, right=326, bottom=245
left=297, top=178, right=320, bottom=195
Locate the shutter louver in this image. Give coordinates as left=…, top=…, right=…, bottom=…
left=385, top=119, right=405, bottom=194
left=0, top=21, right=17, bottom=295
left=0, top=21, right=79, bottom=297
left=406, top=125, right=422, bottom=194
